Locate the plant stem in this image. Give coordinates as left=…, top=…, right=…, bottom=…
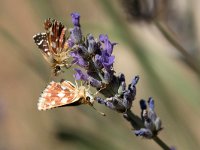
left=154, top=20, right=200, bottom=77
left=126, top=109, right=171, bottom=150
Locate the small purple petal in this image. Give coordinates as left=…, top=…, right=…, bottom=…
left=94, top=54, right=103, bottom=69
left=123, top=91, right=133, bottom=109
left=106, top=101, right=115, bottom=109
left=99, top=34, right=117, bottom=55
left=71, top=12, right=80, bottom=27
left=69, top=27, right=82, bottom=44
left=140, top=99, right=147, bottom=110
left=148, top=97, right=154, bottom=111
left=67, top=38, right=74, bottom=48
left=118, top=73, right=125, bottom=83
left=99, top=34, right=107, bottom=42
left=102, top=55, right=115, bottom=70
left=70, top=51, right=88, bottom=68
left=74, top=68, right=89, bottom=81
left=104, top=71, right=112, bottom=83
left=134, top=128, right=153, bottom=139
left=89, top=78, right=102, bottom=88
left=87, top=34, right=97, bottom=54
left=131, top=76, right=139, bottom=86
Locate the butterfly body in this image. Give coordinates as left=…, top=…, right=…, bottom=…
left=38, top=80, right=94, bottom=111
left=33, top=19, right=71, bottom=76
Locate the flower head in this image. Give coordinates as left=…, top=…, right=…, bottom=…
left=69, top=12, right=82, bottom=45
left=134, top=97, right=162, bottom=139
left=95, top=75, right=139, bottom=112
left=101, top=50, right=115, bottom=71
left=99, top=34, right=117, bottom=55
left=71, top=12, right=80, bottom=27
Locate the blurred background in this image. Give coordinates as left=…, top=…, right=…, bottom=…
left=0, top=0, right=200, bottom=149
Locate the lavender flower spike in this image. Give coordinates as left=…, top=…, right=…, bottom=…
left=33, top=12, right=170, bottom=149
left=69, top=12, right=82, bottom=44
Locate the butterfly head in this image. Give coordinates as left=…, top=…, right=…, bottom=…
left=53, top=64, right=63, bottom=76
left=85, top=92, right=94, bottom=105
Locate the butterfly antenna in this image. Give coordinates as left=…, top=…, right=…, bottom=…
left=91, top=105, right=106, bottom=116
left=86, top=82, right=91, bottom=91
left=75, top=80, right=79, bottom=89
left=48, top=72, right=54, bottom=82
left=93, top=84, right=107, bottom=96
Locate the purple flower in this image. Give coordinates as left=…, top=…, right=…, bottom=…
left=101, top=50, right=115, bottom=71
left=71, top=12, right=80, bottom=27
left=95, top=74, right=139, bottom=112
left=127, top=76, right=139, bottom=100
left=99, top=34, right=117, bottom=55
left=74, top=68, right=89, bottom=81
left=94, top=54, right=103, bottom=69
left=148, top=97, right=154, bottom=111
left=131, top=75, right=139, bottom=86
left=134, top=128, right=153, bottom=139
left=89, top=78, right=102, bottom=88
left=96, top=95, right=127, bottom=112
left=66, top=38, right=74, bottom=48
left=70, top=51, right=88, bottom=68
left=140, top=99, right=147, bottom=110
left=134, top=98, right=162, bottom=139
left=118, top=73, right=125, bottom=83
left=103, top=71, right=112, bottom=83
left=69, top=27, right=82, bottom=44
left=95, top=97, right=116, bottom=110
left=69, top=13, right=82, bottom=44
left=94, top=50, right=115, bottom=72
left=123, top=90, right=133, bottom=109
left=87, top=34, right=97, bottom=54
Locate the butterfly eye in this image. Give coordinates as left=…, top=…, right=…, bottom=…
left=86, top=96, right=90, bottom=101
left=55, top=65, right=61, bottom=71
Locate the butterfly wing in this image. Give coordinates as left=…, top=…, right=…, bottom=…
left=44, top=19, right=67, bottom=54
left=33, top=33, right=53, bottom=63
left=38, top=81, right=79, bottom=110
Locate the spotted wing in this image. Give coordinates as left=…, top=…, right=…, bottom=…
left=44, top=18, right=68, bottom=54
left=38, top=81, right=79, bottom=110
left=33, top=33, right=52, bottom=63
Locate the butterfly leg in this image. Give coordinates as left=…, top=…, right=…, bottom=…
left=93, top=83, right=107, bottom=96
left=65, top=62, right=72, bottom=69
left=75, top=80, right=79, bottom=89
left=86, top=82, right=91, bottom=91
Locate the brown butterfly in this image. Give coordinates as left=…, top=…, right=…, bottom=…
left=38, top=80, right=105, bottom=116
left=33, top=18, right=71, bottom=76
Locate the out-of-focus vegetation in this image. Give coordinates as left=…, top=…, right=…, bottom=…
left=0, top=0, right=200, bottom=149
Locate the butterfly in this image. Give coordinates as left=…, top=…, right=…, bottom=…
left=33, top=18, right=71, bottom=76
left=38, top=80, right=105, bottom=116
